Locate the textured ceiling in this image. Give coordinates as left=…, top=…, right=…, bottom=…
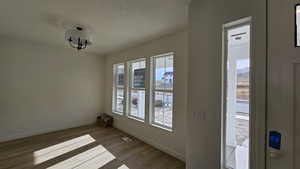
left=0, top=0, right=189, bottom=55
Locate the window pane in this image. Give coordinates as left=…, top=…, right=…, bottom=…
left=154, top=55, right=173, bottom=90
left=164, top=55, right=174, bottom=90
left=116, top=89, right=124, bottom=112
left=163, top=92, right=173, bottom=128
left=297, top=5, right=300, bottom=46
left=116, top=64, right=124, bottom=88
left=154, top=92, right=164, bottom=124
left=155, top=57, right=165, bottom=90
left=236, top=59, right=249, bottom=102
left=130, top=90, right=145, bottom=119
left=131, top=61, right=146, bottom=88
left=113, top=63, right=125, bottom=114
left=154, top=92, right=173, bottom=128
left=225, top=25, right=250, bottom=169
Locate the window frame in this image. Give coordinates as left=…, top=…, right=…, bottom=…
left=150, top=52, right=174, bottom=131
left=221, top=18, right=252, bottom=169
left=295, top=4, right=300, bottom=47
left=112, top=63, right=125, bottom=115
left=127, top=58, right=147, bottom=121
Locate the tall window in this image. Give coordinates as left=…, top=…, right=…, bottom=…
left=223, top=23, right=250, bottom=169
left=296, top=5, right=300, bottom=46
left=151, top=53, right=174, bottom=130
left=113, top=63, right=125, bottom=114
left=128, top=59, right=146, bottom=120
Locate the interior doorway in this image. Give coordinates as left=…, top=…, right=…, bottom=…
left=222, top=20, right=251, bottom=169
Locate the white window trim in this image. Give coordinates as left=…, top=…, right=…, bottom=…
left=112, top=63, right=125, bottom=115
left=127, top=58, right=146, bottom=121
left=221, top=17, right=252, bottom=169
left=150, top=52, right=174, bottom=131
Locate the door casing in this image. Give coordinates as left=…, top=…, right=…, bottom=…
left=222, top=17, right=267, bottom=169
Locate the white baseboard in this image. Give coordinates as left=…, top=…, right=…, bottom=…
left=113, top=124, right=185, bottom=162
left=0, top=119, right=95, bottom=143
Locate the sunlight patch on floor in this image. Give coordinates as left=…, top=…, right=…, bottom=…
left=47, top=145, right=115, bottom=169
left=34, top=135, right=95, bottom=165
left=118, top=164, right=130, bottom=169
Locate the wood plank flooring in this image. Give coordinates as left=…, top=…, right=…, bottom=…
left=0, top=125, right=185, bottom=169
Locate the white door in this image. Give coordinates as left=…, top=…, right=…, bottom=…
left=268, top=0, right=300, bottom=169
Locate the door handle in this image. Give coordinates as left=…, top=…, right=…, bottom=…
left=269, top=148, right=281, bottom=159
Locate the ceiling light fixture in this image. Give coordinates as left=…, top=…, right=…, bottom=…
left=65, top=26, right=92, bottom=51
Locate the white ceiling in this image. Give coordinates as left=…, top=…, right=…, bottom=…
left=0, top=0, right=189, bottom=55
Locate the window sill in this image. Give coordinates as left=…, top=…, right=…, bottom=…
left=112, top=111, right=123, bottom=116
left=151, top=123, right=173, bottom=132
left=127, top=115, right=145, bottom=123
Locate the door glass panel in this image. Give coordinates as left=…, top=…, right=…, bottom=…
left=225, top=24, right=250, bottom=169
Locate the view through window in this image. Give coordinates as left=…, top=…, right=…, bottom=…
left=225, top=24, right=250, bottom=169
left=113, top=64, right=125, bottom=114
left=128, top=59, right=146, bottom=120
left=112, top=54, right=174, bottom=131
left=151, top=54, right=173, bottom=129
left=296, top=5, right=300, bottom=46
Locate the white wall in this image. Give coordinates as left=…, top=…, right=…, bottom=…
left=267, top=1, right=300, bottom=169
left=104, top=31, right=188, bottom=161
left=0, top=37, right=105, bottom=142
left=188, top=0, right=266, bottom=168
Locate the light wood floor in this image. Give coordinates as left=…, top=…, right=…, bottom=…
left=0, top=125, right=185, bottom=169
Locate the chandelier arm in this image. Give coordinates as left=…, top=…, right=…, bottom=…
left=81, top=41, right=88, bottom=49
left=81, top=44, right=87, bottom=49
left=69, top=40, right=78, bottom=49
